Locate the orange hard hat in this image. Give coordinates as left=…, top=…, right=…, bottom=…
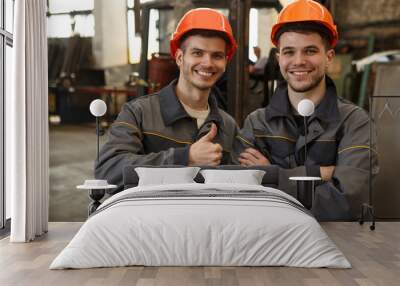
left=170, top=8, right=237, bottom=60
left=271, top=0, right=338, bottom=47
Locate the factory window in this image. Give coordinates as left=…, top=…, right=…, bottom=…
left=47, top=0, right=94, bottom=38
left=249, top=7, right=279, bottom=64
left=1, top=0, right=14, bottom=231
left=127, top=0, right=160, bottom=64
left=147, top=9, right=160, bottom=60
left=127, top=7, right=141, bottom=64
left=249, top=8, right=258, bottom=63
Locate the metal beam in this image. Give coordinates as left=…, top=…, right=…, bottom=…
left=252, top=0, right=282, bottom=9
left=134, top=0, right=141, bottom=35
left=227, top=0, right=251, bottom=126
left=138, top=6, right=151, bottom=97
left=340, top=19, right=400, bottom=31
left=46, top=10, right=92, bottom=17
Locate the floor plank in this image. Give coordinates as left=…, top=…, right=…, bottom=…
left=0, top=222, right=399, bottom=286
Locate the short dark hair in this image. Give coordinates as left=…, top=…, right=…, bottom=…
left=275, top=22, right=333, bottom=50
left=179, top=29, right=230, bottom=51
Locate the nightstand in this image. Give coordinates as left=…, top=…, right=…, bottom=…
left=289, top=176, right=321, bottom=210
left=77, top=180, right=116, bottom=216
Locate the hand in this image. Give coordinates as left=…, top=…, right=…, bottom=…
left=320, top=166, right=335, bottom=182
left=189, top=123, right=223, bottom=166
left=239, top=148, right=270, bottom=166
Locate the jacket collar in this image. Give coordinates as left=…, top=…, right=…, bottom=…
left=159, top=79, right=224, bottom=127
left=265, top=76, right=340, bottom=123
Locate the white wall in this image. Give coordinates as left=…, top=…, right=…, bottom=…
left=5, top=45, right=13, bottom=220
left=93, top=0, right=128, bottom=68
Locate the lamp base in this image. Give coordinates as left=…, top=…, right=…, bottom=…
left=88, top=189, right=106, bottom=216
left=359, top=203, right=376, bottom=231
left=289, top=176, right=321, bottom=210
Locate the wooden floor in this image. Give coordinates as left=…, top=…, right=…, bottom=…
left=0, top=222, right=399, bottom=286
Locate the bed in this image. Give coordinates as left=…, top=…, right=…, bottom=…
left=50, top=166, right=350, bottom=269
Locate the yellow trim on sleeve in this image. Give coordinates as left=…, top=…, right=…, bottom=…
left=255, top=134, right=296, bottom=143
left=143, top=131, right=193, bottom=145
left=236, top=135, right=254, bottom=147
left=338, top=145, right=375, bottom=154
left=254, top=134, right=335, bottom=143
left=113, top=122, right=192, bottom=145
left=113, top=121, right=140, bottom=132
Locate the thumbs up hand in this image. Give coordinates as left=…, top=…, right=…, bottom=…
left=189, top=123, right=223, bottom=166
left=198, top=122, right=218, bottom=142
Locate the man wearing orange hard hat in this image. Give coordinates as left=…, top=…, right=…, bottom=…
left=238, top=0, right=378, bottom=220
left=96, top=8, right=242, bottom=191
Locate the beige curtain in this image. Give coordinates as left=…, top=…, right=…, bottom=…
left=7, top=0, right=49, bottom=242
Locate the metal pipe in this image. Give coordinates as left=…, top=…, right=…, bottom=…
left=357, top=34, right=375, bottom=107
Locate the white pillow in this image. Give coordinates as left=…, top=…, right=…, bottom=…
left=200, top=169, right=266, bottom=185
left=135, top=167, right=200, bottom=186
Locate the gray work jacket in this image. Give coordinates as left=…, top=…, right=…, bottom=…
left=240, top=77, right=379, bottom=220
left=95, top=80, right=241, bottom=191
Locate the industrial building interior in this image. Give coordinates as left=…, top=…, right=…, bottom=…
left=1, top=0, right=400, bottom=285
left=45, top=0, right=400, bottom=222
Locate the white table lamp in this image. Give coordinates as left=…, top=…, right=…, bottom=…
left=290, top=99, right=320, bottom=210
left=89, top=99, right=107, bottom=162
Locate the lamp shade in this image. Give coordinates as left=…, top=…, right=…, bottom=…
left=90, top=99, right=107, bottom=117
left=297, top=99, right=315, bottom=117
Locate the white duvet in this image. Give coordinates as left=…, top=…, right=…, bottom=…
left=50, top=183, right=351, bottom=269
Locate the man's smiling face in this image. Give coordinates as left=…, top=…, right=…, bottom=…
left=176, top=35, right=227, bottom=92
left=277, top=31, right=334, bottom=93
